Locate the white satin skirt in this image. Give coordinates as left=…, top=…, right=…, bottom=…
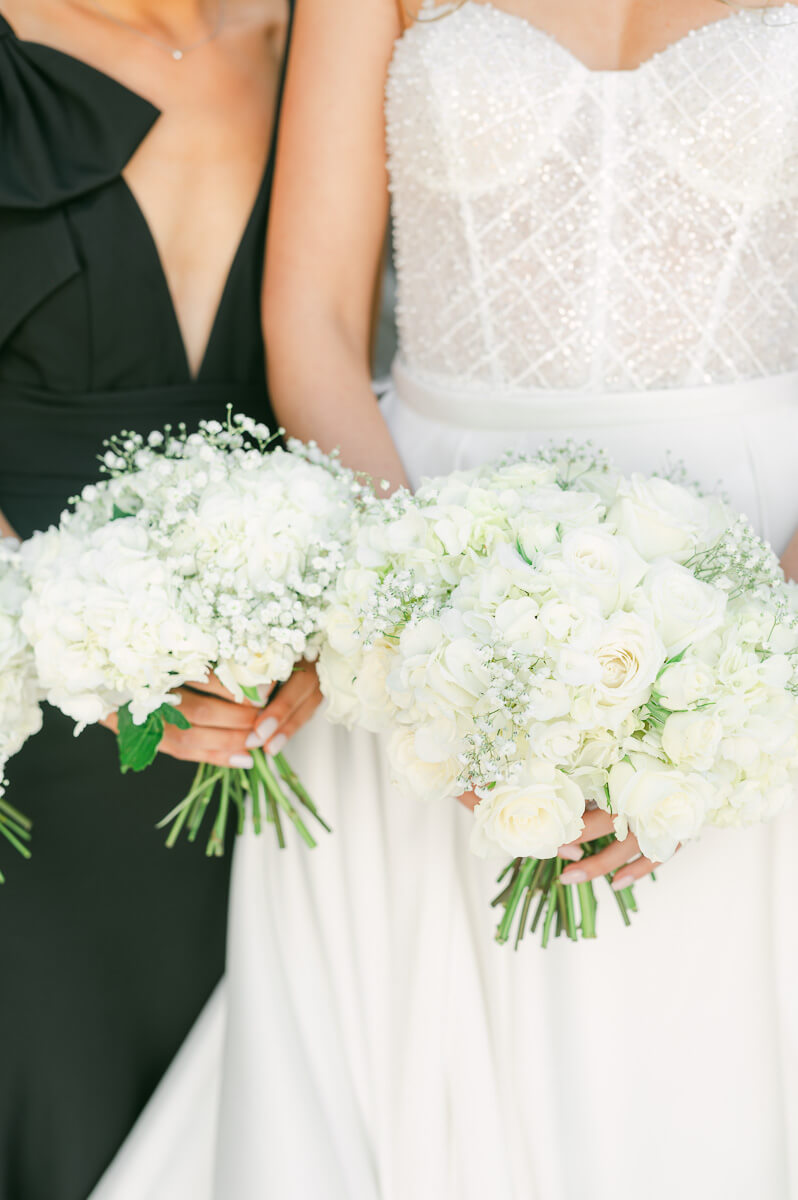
left=91, top=365, right=798, bottom=1200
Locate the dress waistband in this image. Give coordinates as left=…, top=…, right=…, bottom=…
left=391, top=359, right=798, bottom=430
left=0, top=380, right=269, bottom=483
left=0, top=380, right=270, bottom=537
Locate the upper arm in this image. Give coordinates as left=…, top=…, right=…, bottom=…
left=264, top=0, right=403, bottom=358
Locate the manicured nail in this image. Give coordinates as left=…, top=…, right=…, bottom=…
left=559, top=845, right=584, bottom=862
left=268, top=733, right=287, bottom=756
left=612, top=875, right=635, bottom=892
left=256, top=717, right=278, bottom=742
left=561, top=869, right=588, bottom=885
left=244, top=731, right=260, bottom=749
left=229, top=753, right=254, bottom=769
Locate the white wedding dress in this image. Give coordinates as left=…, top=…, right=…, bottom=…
left=91, top=7, right=798, bottom=1199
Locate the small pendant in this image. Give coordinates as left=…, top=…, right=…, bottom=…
left=172, top=48, right=184, bottom=60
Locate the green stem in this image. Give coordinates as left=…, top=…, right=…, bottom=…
left=187, top=771, right=225, bottom=844
left=577, top=881, right=598, bottom=939
left=251, top=750, right=316, bottom=849
left=0, top=797, right=32, bottom=831
left=562, top=873, right=578, bottom=942
left=541, top=884, right=559, bottom=949
left=274, top=752, right=332, bottom=833
left=611, top=880, right=633, bottom=927
left=0, top=820, right=32, bottom=859
left=495, top=857, right=535, bottom=945
left=207, top=770, right=232, bottom=858
left=514, top=880, right=537, bottom=950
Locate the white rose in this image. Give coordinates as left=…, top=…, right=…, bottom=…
left=713, top=777, right=794, bottom=828
left=590, top=612, right=666, bottom=726
left=657, top=658, right=717, bottom=710
left=609, top=475, right=727, bottom=563
left=353, top=640, right=400, bottom=732
left=324, top=603, right=366, bottom=657
left=470, top=761, right=585, bottom=859
left=421, top=636, right=491, bottom=715
left=387, top=728, right=462, bottom=802
left=609, top=760, right=711, bottom=861
left=317, top=644, right=362, bottom=727
left=636, top=560, right=727, bottom=655
left=661, top=710, right=723, bottom=771
left=554, top=527, right=647, bottom=616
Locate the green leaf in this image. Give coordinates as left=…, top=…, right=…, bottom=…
left=161, top=703, right=191, bottom=731
left=515, top=536, right=534, bottom=567
left=111, top=504, right=133, bottom=521
left=656, top=647, right=687, bottom=679
left=239, top=684, right=262, bottom=704
left=117, top=703, right=173, bottom=773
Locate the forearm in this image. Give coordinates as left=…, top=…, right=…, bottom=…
left=781, top=528, right=798, bottom=582
left=0, top=509, right=17, bottom=540
left=266, top=308, right=410, bottom=493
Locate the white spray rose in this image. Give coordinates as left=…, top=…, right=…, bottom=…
left=386, top=727, right=462, bottom=802
left=470, top=761, right=585, bottom=859
left=657, top=657, right=718, bottom=710
left=610, top=475, right=727, bottom=563
left=636, top=560, right=727, bottom=655
left=609, top=760, right=711, bottom=861
left=661, top=710, right=723, bottom=771
left=317, top=645, right=362, bottom=728
left=554, top=527, right=646, bottom=616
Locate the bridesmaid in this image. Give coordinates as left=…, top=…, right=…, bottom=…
left=0, top=3, right=320, bottom=1198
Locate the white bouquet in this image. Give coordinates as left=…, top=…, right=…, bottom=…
left=21, top=414, right=366, bottom=856
left=319, top=445, right=798, bottom=945
left=0, top=540, right=42, bottom=879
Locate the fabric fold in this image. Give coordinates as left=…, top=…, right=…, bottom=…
left=0, top=13, right=159, bottom=211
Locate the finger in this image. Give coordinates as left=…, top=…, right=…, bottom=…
left=177, top=689, right=261, bottom=731
left=457, top=791, right=480, bottom=812
left=610, top=853, right=665, bottom=891
left=159, top=724, right=255, bottom=767
left=560, top=807, right=616, bottom=850
left=264, top=690, right=323, bottom=754
left=561, top=832, right=642, bottom=885
left=246, top=668, right=321, bottom=750
left=187, top=673, right=275, bottom=705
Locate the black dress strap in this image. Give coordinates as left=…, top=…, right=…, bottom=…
left=0, top=12, right=159, bottom=210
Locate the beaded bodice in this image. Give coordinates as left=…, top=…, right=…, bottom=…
left=386, top=4, right=798, bottom=393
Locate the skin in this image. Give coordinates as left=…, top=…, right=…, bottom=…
left=1, top=0, right=323, bottom=764
left=265, top=0, right=795, bottom=881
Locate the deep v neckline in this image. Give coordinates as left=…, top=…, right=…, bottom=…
left=118, top=160, right=271, bottom=384
left=421, top=1, right=798, bottom=75
left=0, top=7, right=279, bottom=384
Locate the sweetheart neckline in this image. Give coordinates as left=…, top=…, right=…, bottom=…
left=407, top=1, right=798, bottom=76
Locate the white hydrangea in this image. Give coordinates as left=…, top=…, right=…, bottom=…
left=0, top=540, right=43, bottom=770
left=320, top=444, right=798, bottom=869
left=21, top=416, right=366, bottom=733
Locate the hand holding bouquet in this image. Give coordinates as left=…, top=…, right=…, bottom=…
left=319, top=445, right=798, bottom=945
left=21, top=414, right=367, bottom=856
left=0, top=540, right=42, bottom=880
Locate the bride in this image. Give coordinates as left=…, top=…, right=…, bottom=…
left=92, top=1, right=798, bottom=1197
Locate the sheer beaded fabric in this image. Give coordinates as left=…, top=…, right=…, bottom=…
left=387, top=3, right=798, bottom=392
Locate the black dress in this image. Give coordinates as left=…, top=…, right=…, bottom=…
left=0, top=14, right=282, bottom=1200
